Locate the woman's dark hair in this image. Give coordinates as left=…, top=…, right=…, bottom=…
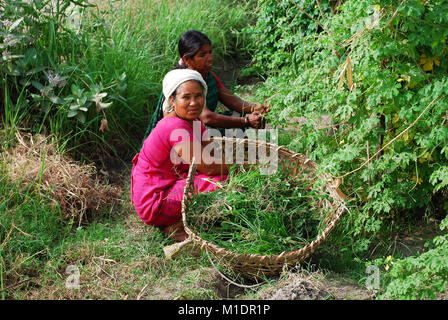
left=176, top=30, right=211, bottom=69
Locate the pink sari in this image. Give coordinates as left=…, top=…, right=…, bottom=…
left=131, top=117, right=227, bottom=227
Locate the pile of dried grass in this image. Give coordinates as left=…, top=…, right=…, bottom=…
left=1, top=132, right=122, bottom=225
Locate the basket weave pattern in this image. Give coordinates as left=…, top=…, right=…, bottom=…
left=181, top=137, right=346, bottom=279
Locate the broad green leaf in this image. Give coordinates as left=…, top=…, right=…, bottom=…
left=49, top=95, right=65, bottom=104
left=76, top=112, right=86, bottom=123
left=67, top=110, right=78, bottom=118
left=99, top=102, right=112, bottom=109
left=31, top=81, right=44, bottom=91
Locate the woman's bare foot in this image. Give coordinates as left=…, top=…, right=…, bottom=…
left=163, top=221, right=188, bottom=242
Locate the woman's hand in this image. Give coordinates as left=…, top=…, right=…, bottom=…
left=218, top=86, right=270, bottom=116
left=252, top=103, right=270, bottom=115
left=173, top=141, right=229, bottom=176
left=247, top=112, right=264, bottom=129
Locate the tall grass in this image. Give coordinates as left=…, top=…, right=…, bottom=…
left=1, top=0, right=256, bottom=160
left=81, top=0, right=255, bottom=152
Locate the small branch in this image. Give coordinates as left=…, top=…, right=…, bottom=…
left=289, top=0, right=326, bottom=31
left=0, top=278, right=35, bottom=293
left=137, top=283, right=149, bottom=300
left=336, top=97, right=440, bottom=180
left=381, top=0, right=406, bottom=30
left=315, top=0, right=326, bottom=24
left=367, top=140, right=371, bottom=186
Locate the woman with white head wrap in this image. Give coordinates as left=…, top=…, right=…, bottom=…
left=161, top=69, right=207, bottom=114
left=131, top=69, right=229, bottom=241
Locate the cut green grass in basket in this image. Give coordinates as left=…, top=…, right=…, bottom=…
left=187, top=164, right=333, bottom=255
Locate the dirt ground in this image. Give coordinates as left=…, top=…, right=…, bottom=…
left=144, top=265, right=373, bottom=300
left=190, top=266, right=372, bottom=300
left=258, top=272, right=372, bottom=300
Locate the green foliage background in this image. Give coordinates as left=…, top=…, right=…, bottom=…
left=244, top=0, right=448, bottom=298
left=0, top=0, right=255, bottom=159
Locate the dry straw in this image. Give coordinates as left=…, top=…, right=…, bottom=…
left=1, top=132, right=121, bottom=225
left=181, top=137, right=347, bottom=280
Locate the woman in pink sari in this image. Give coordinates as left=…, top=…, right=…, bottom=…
left=131, top=69, right=228, bottom=241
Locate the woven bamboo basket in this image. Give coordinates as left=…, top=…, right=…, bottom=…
left=181, top=136, right=347, bottom=280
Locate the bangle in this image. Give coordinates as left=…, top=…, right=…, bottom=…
left=244, top=115, right=249, bottom=127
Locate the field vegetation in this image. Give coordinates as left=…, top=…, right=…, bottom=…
left=1, top=0, right=448, bottom=300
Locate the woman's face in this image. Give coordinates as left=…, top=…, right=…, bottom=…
left=170, top=80, right=205, bottom=122
left=184, top=44, right=213, bottom=76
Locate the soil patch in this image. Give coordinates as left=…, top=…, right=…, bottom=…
left=257, top=270, right=372, bottom=300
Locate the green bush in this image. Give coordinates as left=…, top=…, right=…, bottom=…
left=372, top=216, right=448, bottom=299
left=245, top=0, right=448, bottom=256
left=242, top=0, right=332, bottom=76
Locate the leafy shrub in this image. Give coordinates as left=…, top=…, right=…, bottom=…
left=0, top=0, right=123, bottom=156
left=373, top=216, right=448, bottom=299
left=242, top=0, right=332, bottom=75
left=246, top=0, right=448, bottom=255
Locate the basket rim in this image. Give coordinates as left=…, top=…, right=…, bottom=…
left=180, top=137, right=347, bottom=267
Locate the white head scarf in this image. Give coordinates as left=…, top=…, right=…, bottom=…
left=162, top=69, right=207, bottom=113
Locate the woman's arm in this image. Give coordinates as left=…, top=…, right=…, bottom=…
left=173, top=141, right=229, bottom=176
left=218, top=86, right=255, bottom=114
left=199, top=105, right=262, bottom=129
left=218, top=86, right=270, bottom=115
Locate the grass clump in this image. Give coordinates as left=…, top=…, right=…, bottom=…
left=1, top=132, right=122, bottom=225
left=187, top=165, right=332, bottom=255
